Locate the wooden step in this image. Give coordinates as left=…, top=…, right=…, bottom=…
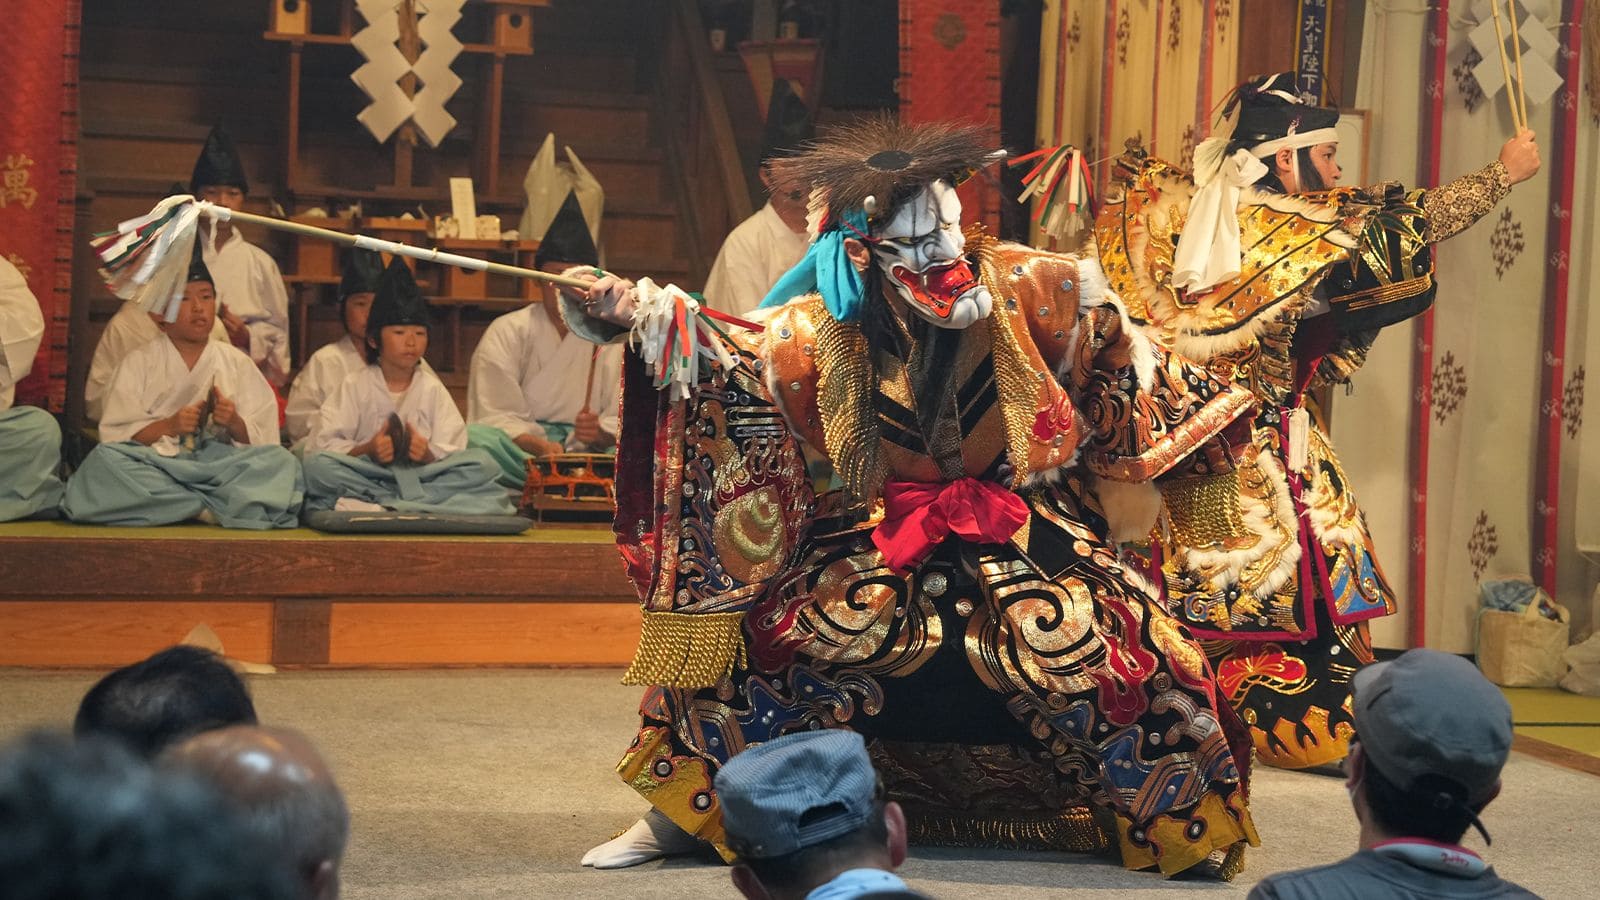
left=0, top=522, right=641, bottom=668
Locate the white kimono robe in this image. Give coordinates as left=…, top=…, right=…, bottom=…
left=86, top=302, right=228, bottom=425
left=99, top=338, right=281, bottom=454
left=308, top=364, right=464, bottom=459
left=63, top=337, right=301, bottom=529
left=303, top=364, right=511, bottom=515
left=285, top=336, right=433, bottom=448
left=202, top=227, right=291, bottom=384
left=0, top=257, right=64, bottom=521
left=467, top=304, right=622, bottom=439
left=466, top=303, right=622, bottom=487
left=285, top=336, right=363, bottom=447
left=702, top=202, right=808, bottom=317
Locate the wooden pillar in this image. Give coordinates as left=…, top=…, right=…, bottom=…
left=286, top=42, right=304, bottom=189
left=393, top=0, right=422, bottom=190
left=65, top=191, right=96, bottom=431
left=480, top=55, right=507, bottom=198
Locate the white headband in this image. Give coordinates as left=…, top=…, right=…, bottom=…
left=1249, top=127, right=1339, bottom=158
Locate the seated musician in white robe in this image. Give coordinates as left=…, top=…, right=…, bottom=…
left=700, top=80, right=812, bottom=318
left=467, top=191, right=621, bottom=488
left=192, top=125, right=292, bottom=387
left=86, top=289, right=228, bottom=427
left=284, top=248, right=398, bottom=450
left=302, top=258, right=512, bottom=516
left=0, top=254, right=65, bottom=521
left=62, top=252, right=302, bottom=529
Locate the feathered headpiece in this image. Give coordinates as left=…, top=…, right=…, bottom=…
left=786, top=117, right=1000, bottom=230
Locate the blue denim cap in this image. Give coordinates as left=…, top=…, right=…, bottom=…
left=1352, top=649, right=1513, bottom=805
left=713, top=730, right=877, bottom=859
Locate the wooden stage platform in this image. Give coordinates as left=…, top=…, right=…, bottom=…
left=0, top=521, right=642, bottom=668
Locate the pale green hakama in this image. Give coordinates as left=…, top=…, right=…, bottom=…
left=63, top=440, right=302, bottom=529
left=0, top=407, right=65, bottom=521
left=305, top=364, right=514, bottom=515
left=62, top=335, right=301, bottom=529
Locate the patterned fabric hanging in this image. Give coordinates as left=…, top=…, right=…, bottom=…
left=1, top=0, right=79, bottom=410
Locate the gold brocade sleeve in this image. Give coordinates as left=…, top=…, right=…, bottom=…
left=615, top=341, right=818, bottom=688
left=1421, top=161, right=1511, bottom=243
left=1067, top=301, right=1256, bottom=483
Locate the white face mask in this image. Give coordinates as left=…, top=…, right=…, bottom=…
left=870, top=180, right=993, bottom=330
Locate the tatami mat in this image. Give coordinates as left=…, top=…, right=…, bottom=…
left=1503, top=686, right=1600, bottom=763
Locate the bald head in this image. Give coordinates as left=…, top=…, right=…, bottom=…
left=166, top=726, right=348, bottom=900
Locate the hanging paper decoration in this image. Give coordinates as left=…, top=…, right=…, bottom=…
left=89, top=194, right=205, bottom=321
left=351, top=0, right=412, bottom=142
left=1466, top=0, right=1564, bottom=117
left=350, top=0, right=466, bottom=147
left=410, top=0, right=464, bottom=147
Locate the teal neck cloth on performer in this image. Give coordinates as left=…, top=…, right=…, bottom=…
left=759, top=208, right=868, bottom=323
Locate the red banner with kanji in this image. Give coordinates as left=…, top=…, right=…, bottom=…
left=1, top=1, right=80, bottom=410
left=898, top=0, right=1002, bottom=232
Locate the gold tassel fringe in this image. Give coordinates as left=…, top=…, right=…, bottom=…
left=621, top=610, right=747, bottom=687
left=1159, top=471, right=1246, bottom=548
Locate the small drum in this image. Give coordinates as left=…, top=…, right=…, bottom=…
left=521, top=452, right=617, bottom=516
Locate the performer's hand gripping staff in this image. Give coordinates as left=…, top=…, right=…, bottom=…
left=92, top=195, right=753, bottom=404
left=1486, top=0, right=1540, bottom=184
left=560, top=269, right=759, bottom=401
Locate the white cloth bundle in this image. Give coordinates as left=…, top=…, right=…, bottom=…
left=1171, top=141, right=1268, bottom=295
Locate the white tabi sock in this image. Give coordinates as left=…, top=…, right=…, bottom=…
left=580, top=808, right=703, bottom=869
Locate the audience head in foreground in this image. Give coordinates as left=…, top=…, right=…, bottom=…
left=166, top=725, right=349, bottom=900
left=1248, top=649, right=1536, bottom=899
left=715, top=730, right=925, bottom=900
left=74, top=644, right=257, bottom=759
left=0, top=731, right=295, bottom=900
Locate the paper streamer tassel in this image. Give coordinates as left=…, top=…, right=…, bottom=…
left=1009, top=145, right=1095, bottom=243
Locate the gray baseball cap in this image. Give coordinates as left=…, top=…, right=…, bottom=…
left=1351, top=649, right=1513, bottom=806
left=713, top=729, right=878, bottom=860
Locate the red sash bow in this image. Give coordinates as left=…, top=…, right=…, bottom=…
left=871, top=477, right=1030, bottom=572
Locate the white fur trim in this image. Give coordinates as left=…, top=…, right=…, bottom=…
left=1017, top=445, right=1083, bottom=490
left=1073, top=254, right=1111, bottom=307
left=1173, top=448, right=1302, bottom=599
left=1117, top=558, right=1160, bottom=602
left=1113, top=294, right=1159, bottom=393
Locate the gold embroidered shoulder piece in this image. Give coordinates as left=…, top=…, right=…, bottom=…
left=764, top=296, right=886, bottom=504
left=1095, top=157, right=1363, bottom=359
